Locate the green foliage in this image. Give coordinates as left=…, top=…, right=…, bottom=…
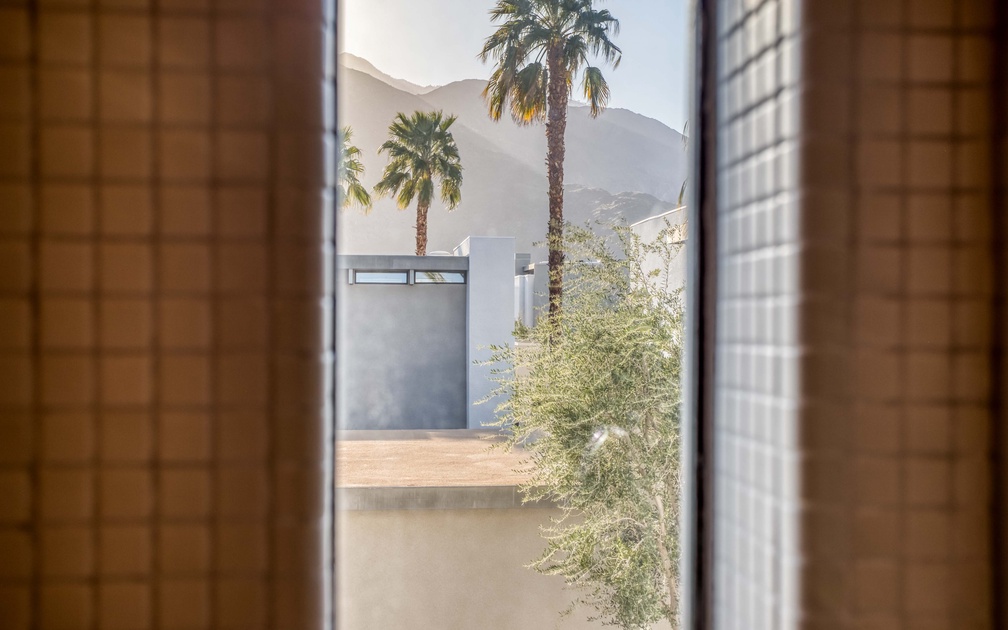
left=338, top=126, right=372, bottom=211
left=488, top=223, right=683, bottom=629
left=373, top=110, right=463, bottom=212
left=479, top=0, right=622, bottom=125
left=480, top=0, right=623, bottom=319
left=374, top=110, right=464, bottom=255
left=513, top=318, right=533, bottom=341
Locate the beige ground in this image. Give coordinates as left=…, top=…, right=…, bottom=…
left=335, top=429, right=533, bottom=488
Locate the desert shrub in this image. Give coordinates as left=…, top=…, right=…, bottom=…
left=488, top=222, right=684, bottom=629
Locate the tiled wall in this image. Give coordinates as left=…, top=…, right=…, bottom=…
left=711, top=0, right=802, bottom=626
left=845, top=1, right=996, bottom=627
left=711, top=0, right=998, bottom=628
left=0, top=0, right=334, bottom=626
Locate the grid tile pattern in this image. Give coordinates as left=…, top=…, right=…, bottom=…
left=845, top=1, right=996, bottom=628
left=712, top=0, right=803, bottom=627
left=0, top=0, right=333, bottom=626
left=712, top=0, right=997, bottom=628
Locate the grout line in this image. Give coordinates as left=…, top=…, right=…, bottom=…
left=896, top=0, right=910, bottom=621
left=27, top=0, right=42, bottom=626
left=207, top=1, right=219, bottom=624
left=264, top=4, right=279, bottom=628
left=947, top=1, right=962, bottom=626
left=90, top=0, right=103, bottom=627
left=770, top=1, right=782, bottom=627
left=986, top=0, right=1008, bottom=626
left=149, top=0, right=163, bottom=627
left=327, top=0, right=338, bottom=625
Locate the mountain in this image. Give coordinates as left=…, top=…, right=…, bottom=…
left=338, top=53, right=439, bottom=95
left=419, top=80, right=687, bottom=202
left=337, top=57, right=687, bottom=257
left=566, top=186, right=678, bottom=225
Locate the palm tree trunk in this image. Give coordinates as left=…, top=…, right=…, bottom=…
left=415, top=199, right=430, bottom=256
left=545, top=45, right=569, bottom=322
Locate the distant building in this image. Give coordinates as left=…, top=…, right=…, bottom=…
left=629, top=206, right=688, bottom=291
left=337, top=237, right=515, bottom=430
left=513, top=207, right=688, bottom=328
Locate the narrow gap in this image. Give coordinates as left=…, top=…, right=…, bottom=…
left=327, top=1, right=340, bottom=628
left=987, top=0, right=1007, bottom=626
left=689, top=0, right=719, bottom=627
left=334, top=1, right=698, bottom=627
left=89, top=0, right=103, bottom=627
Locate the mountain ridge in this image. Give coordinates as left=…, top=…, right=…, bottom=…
left=339, top=52, right=440, bottom=95
left=337, top=56, right=687, bottom=257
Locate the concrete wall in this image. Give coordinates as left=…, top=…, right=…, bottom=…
left=337, top=255, right=468, bottom=430
left=513, top=260, right=549, bottom=330
left=337, top=504, right=627, bottom=630
left=454, top=237, right=516, bottom=428
left=515, top=211, right=687, bottom=330
left=337, top=239, right=515, bottom=430
left=630, top=207, right=687, bottom=292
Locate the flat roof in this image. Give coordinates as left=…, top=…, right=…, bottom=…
left=336, top=254, right=469, bottom=271
left=336, top=430, right=533, bottom=489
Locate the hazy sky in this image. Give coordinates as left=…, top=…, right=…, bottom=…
left=338, top=0, right=690, bottom=131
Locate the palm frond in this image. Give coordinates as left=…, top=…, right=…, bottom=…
left=373, top=170, right=407, bottom=197
left=337, top=126, right=372, bottom=212
left=481, top=0, right=621, bottom=124
left=396, top=177, right=418, bottom=210
left=417, top=177, right=436, bottom=209
left=581, top=66, right=610, bottom=118
left=345, top=181, right=371, bottom=210
left=440, top=178, right=462, bottom=210
left=510, top=62, right=548, bottom=124
left=439, top=114, right=457, bottom=132
left=374, top=109, right=464, bottom=216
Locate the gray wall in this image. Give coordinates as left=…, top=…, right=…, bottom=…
left=514, top=261, right=550, bottom=329
left=338, top=503, right=658, bottom=630
left=454, top=237, right=516, bottom=428
left=337, top=256, right=468, bottom=429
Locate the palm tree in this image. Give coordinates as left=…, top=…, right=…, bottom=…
left=374, top=111, right=463, bottom=256
left=338, top=126, right=372, bottom=211
left=480, top=0, right=621, bottom=319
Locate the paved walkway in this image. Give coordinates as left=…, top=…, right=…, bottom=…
left=336, top=430, right=533, bottom=488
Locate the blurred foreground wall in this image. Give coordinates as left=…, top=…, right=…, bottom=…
left=0, top=0, right=335, bottom=626
left=705, top=0, right=1005, bottom=627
